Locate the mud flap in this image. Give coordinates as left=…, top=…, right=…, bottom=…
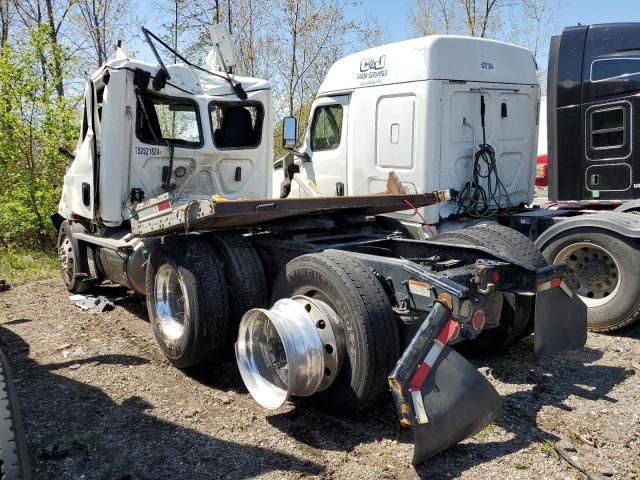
left=389, top=302, right=502, bottom=465
left=410, top=345, right=502, bottom=463
left=534, top=280, right=587, bottom=359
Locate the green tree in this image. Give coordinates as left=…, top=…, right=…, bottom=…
left=0, top=25, right=76, bottom=249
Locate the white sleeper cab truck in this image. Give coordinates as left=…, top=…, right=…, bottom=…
left=279, top=33, right=637, bottom=334
left=54, top=27, right=586, bottom=465
left=276, top=35, right=539, bottom=235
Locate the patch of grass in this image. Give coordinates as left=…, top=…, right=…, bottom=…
left=538, top=439, right=558, bottom=458
left=566, top=429, right=581, bottom=443
left=490, top=357, right=513, bottom=378
left=0, top=247, right=58, bottom=284
left=474, top=420, right=498, bottom=440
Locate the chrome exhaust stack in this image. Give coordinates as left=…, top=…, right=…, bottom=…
left=235, top=295, right=344, bottom=409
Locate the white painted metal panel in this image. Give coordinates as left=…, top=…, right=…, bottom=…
left=438, top=82, right=538, bottom=219
left=376, top=95, right=417, bottom=169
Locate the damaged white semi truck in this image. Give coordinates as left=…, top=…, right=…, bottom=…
left=53, top=27, right=586, bottom=464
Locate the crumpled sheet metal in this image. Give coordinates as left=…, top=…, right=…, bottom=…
left=69, top=294, right=114, bottom=313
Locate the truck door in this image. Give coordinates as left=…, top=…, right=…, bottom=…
left=578, top=24, right=640, bottom=200
left=62, top=80, right=98, bottom=218
left=582, top=99, right=633, bottom=199
left=303, top=96, right=349, bottom=196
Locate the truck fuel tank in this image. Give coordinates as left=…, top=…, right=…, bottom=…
left=96, top=239, right=147, bottom=295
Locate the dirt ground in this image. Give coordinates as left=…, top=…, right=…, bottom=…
left=0, top=278, right=638, bottom=480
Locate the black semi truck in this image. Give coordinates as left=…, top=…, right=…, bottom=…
left=501, top=22, right=640, bottom=333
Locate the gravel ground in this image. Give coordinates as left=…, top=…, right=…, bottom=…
left=0, top=278, right=638, bottom=480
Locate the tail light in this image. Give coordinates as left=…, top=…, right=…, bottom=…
left=472, top=310, right=486, bottom=331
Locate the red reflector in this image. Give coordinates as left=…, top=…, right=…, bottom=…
left=492, top=271, right=500, bottom=283
left=158, top=199, right=171, bottom=211
left=551, top=277, right=562, bottom=288
left=472, top=310, right=486, bottom=331
left=409, top=362, right=431, bottom=391
left=436, top=319, right=459, bottom=344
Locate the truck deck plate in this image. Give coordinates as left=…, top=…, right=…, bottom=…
left=131, top=191, right=451, bottom=237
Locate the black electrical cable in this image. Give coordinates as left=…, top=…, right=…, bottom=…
left=164, top=140, right=175, bottom=192
left=457, top=95, right=513, bottom=218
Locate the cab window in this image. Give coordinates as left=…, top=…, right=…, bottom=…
left=136, top=94, right=203, bottom=147
left=210, top=102, right=263, bottom=149
left=311, top=105, right=343, bottom=151
left=591, top=58, right=640, bottom=82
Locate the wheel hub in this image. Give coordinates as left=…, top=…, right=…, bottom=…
left=555, top=242, right=620, bottom=307
left=154, top=264, right=187, bottom=340
left=58, top=235, right=74, bottom=283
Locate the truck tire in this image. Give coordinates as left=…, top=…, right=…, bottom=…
left=280, top=251, right=399, bottom=413
left=0, top=348, right=31, bottom=480
left=208, top=234, right=268, bottom=345
left=540, top=229, right=640, bottom=332
left=434, top=224, right=546, bottom=353
left=476, top=224, right=548, bottom=268
left=146, top=238, right=230, bottom=368
left=57, top=220, right=91, bottom=294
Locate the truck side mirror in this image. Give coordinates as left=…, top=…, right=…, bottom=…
left=282, top=116, right=297, bottom=148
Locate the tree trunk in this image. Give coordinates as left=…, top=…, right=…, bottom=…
left=0, top=0, right=9, bottom=49
left=288, top=0, right=300, bottom=117
left=44, top=0, right=65, bottom=97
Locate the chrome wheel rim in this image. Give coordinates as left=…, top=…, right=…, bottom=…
left=554, top=242, right=621, bottom=307
left=58, top=235, right=74, bottom=284
left=235, top=296, right=344, bottom=410
left=154, top=264, right=187, bottom=340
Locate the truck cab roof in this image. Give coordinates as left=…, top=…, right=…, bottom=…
left=317, top=35, right=538, bottom=96
left=95, top=55, right=271, bottom=98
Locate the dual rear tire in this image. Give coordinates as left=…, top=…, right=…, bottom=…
left=435, top=224, right=547, bottom=354
left=148, top=241, right=397, bottom=411
left=146, top=235, right=268, bottom=368
left=146, top=239, right=229, bottom=368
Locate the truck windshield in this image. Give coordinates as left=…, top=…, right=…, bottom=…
left=210, top=102, right=263, bottom=149
left=136, top=94, right=202, bottom=147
